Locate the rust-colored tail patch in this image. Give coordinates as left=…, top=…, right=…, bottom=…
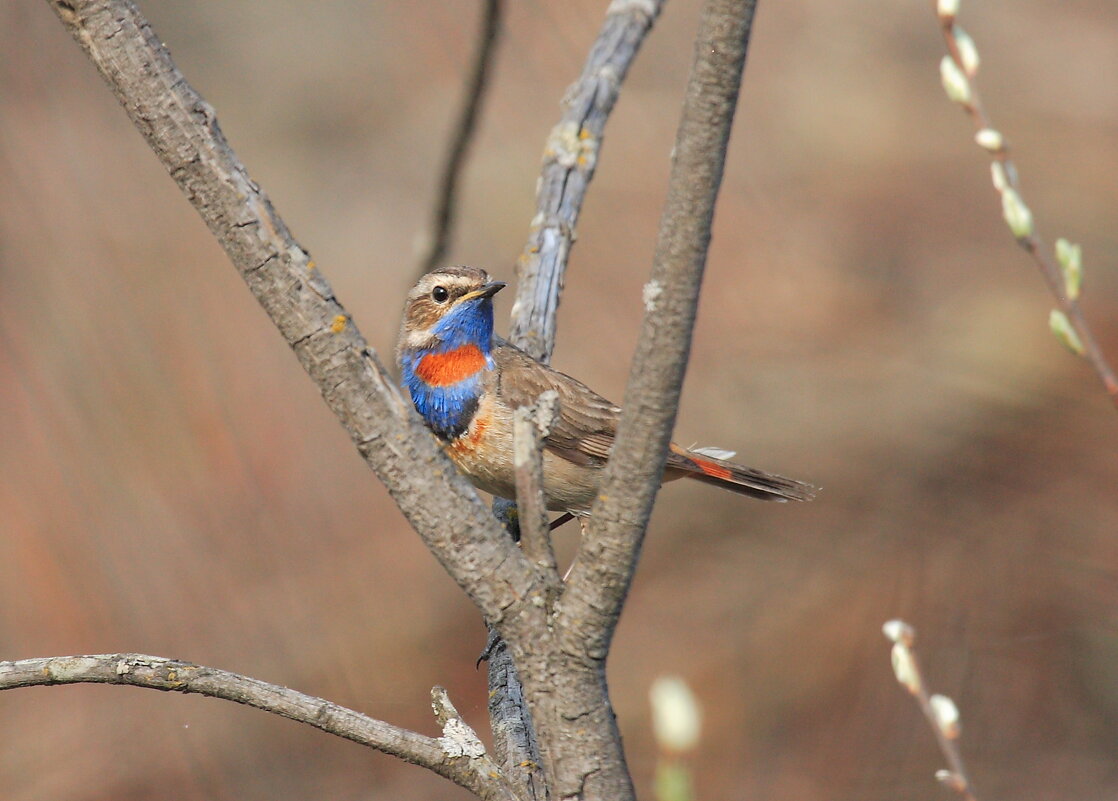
left=691, top=456, right=732, bottom=481
left=666, top=443, right=815, bottom=502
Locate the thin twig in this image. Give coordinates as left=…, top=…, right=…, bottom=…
left=415, top=0, right=504, bottom=277
left=934, top=0, right=1118, bottom=409
left=0, top=654, right=520, bottom=801
left=509, top=0, right=664, bottom=363
left=565, top=0, right=760, bottom=655
left=513, top=392, right=562, bottom=588
left=884, top=621, right=980, bottom=801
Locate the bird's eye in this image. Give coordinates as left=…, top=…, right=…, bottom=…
left=431, top=286, right=450, bottom=303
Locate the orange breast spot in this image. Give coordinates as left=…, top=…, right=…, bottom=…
left=449, top=413, right=489, bottom=455
left=416, top=345, right=487, bottom=387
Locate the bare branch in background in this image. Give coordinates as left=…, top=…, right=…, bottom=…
left=414, top=0, right=504, bottom=278
left=933, top=0, right=1118, bottom=409
left=0, top=654, right=521, bottom=801
left=883, top=621, right=981, bottom=801
left=510, top=0, right=665, bottom=362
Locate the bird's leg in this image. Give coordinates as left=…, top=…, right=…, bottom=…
left=548, top=512, right=575, bottom=531
left=558, top=516, right=593, bottom=582
left=476, top=624, right=503, bottom=667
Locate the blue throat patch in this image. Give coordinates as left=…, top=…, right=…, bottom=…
left=401, top=298, right=495, bottom=439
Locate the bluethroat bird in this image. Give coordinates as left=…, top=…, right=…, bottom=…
left=397, top=267, right=814, bottom=516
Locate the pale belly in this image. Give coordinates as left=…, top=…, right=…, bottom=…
left=444, top=397, right=601, bottom=513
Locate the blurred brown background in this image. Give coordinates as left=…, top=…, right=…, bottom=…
left=3, top=0, right=1118, bottom=799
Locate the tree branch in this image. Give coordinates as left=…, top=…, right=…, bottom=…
left=43, top=0, right=543, bottom=632
left=883, top=621, right=981, bottom=801
left=509, top=0, right=664, bottom=362
left=414, top=0, right=504, bottom=277
left=0, top=654, right=520, bottom=801
left=513, top=393, right=562, bottom=587
left=486, top=638, right=547, bottom=801
left=564, top=0, right=759, bottom=654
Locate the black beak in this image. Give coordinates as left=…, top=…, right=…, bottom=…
left=461, top=281, right=506, bottom=302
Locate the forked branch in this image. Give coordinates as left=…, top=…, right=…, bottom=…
left=483, top=3, right=763, bottom=798
left=35, top=1, right=759, bottom=800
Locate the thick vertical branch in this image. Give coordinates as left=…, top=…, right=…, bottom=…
left=486, top=638, right=547, bottom=801
left=563, top=0, right=759, bottom=658
left=486, top=493, right=551, bottom=796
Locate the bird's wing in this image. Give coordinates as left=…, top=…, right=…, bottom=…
left=491, top=341, right=816, bottom=502
left=491, top=341, right=619, bottom=466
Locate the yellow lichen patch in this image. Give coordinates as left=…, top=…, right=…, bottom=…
left=576, top=130, right=599, bottom=170
left=331, top=314, right=347, bottom=333
left=307, top=260, right=317, bottom=271
left=545, top=121, right=582, bottom=167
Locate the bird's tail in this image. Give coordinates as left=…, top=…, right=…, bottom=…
left=666, top=444, right=815, bottom=502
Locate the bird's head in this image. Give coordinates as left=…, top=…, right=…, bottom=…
left=396, top=267, right=506, bottom=362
